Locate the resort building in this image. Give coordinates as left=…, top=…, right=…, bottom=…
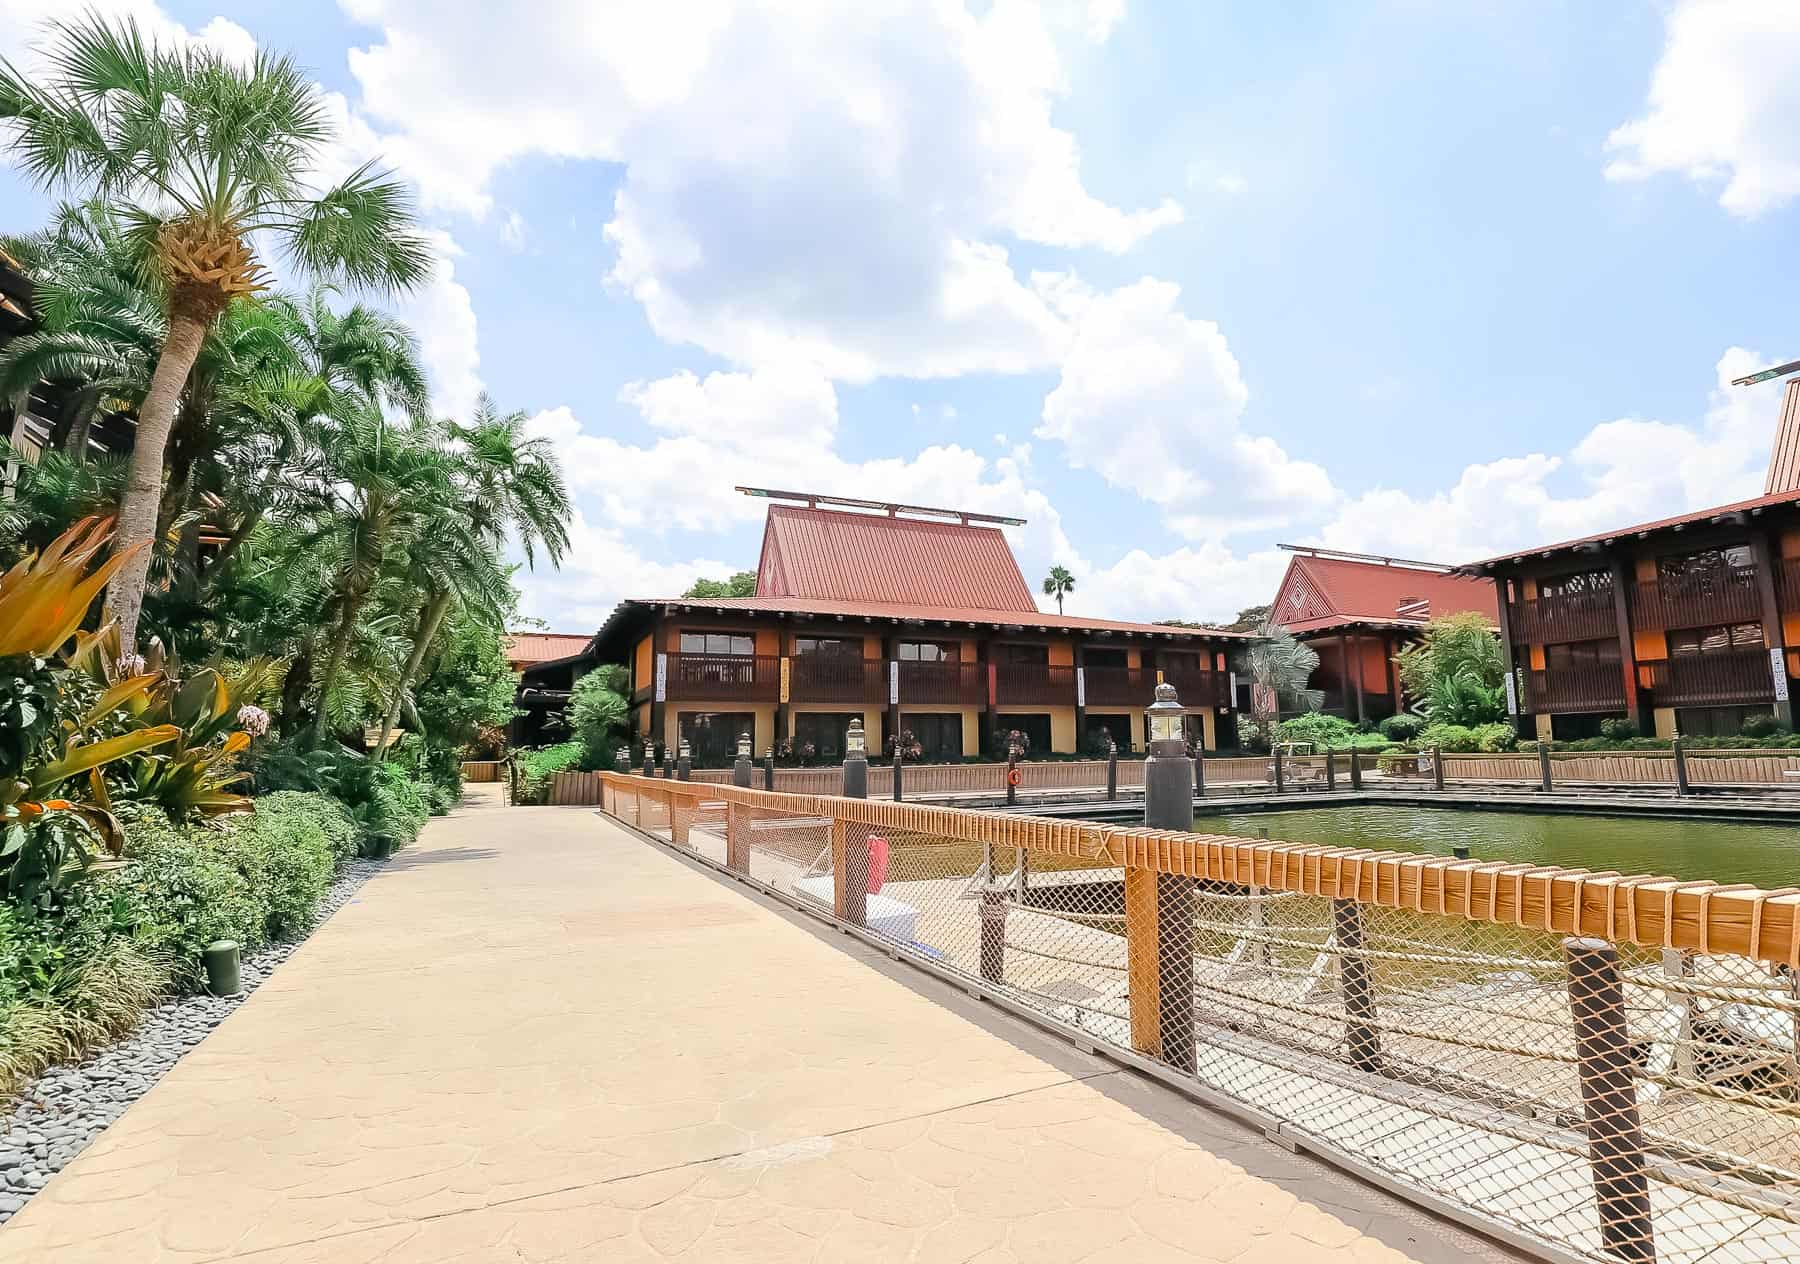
left=549, top=489, right=1249, bottom=765
left=1465, top=379, right=1800, bottom=739
left=1267, top=545, right=1498, bottom=724
left=506, top=633, right=594, bottom=746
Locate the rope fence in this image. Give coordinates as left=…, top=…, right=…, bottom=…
left=597, top=772, right=1800, bottom=1264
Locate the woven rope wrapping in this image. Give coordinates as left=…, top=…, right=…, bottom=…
left=597, top=773, right=1800, bottom=965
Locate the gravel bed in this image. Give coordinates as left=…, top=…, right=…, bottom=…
left=0, top=856, right=387, bottom=1224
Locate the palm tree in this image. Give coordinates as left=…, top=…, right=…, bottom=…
left=1042, top=564, right=1075, bottom=614
left=1239, top=621, right=1323, bottom=744
left=0, top=15, right=430, bottom=648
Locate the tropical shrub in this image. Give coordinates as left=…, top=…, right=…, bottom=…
left=1275, top=712, right=1389, bottom=751
left=1378, top=713, right=1424, bottom=742
left=1739, top=712, right=1785, bottom=740
left=1419, top=721, right=1517, bottom=753
left=1598, top=717, right=1640, bottom=741
left=568, top=666, right=629, bottom=768
left=211, top=811, right=335, bottom=941
left=1395, top=613, right=1507, bottom=726
left=515, top=742, right=582, bottom=804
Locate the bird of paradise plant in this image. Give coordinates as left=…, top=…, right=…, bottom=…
left=0, top=520, right=180, bottom=908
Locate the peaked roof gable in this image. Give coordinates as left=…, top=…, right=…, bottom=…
left=755, top=505, right=1039, bottom=613
left=1273, top=554, right=1497, bottom=634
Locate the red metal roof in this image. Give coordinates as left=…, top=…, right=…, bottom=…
left=504, top=632, right=593, bottom=668
left=1463, top=486, right=1800, bottom=569
left=1272, top=554, right=1497, bottom=635
left=619, top=594, right=1252, bottom=640
left=756, top=505, right=1038, bottom=612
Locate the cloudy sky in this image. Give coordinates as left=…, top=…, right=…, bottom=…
left=3, top=0, right=1797, bottom=630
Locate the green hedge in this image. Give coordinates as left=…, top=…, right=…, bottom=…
left=515, top=742, right=583, bottom=803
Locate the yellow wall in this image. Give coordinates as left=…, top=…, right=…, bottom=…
left=633, top=635, right=652, bottom=692
left=1201, top=710, right=1218, bottom=749
left=633, top=701, right=650, bottom=738
left=998, top=704, right=1077, bottom=753
left=1652, top=707, right=1677, bottom=739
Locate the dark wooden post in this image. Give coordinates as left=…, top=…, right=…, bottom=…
left=1750, top=532, right=1795, bottom=730
left=1565, top=938, right=1657, bottom=1263
left=761, top=750, right=774, bottom=790
left=1538, top=739, right=1554, bottom=792
left=1135, top=683, right=1196, bottom=1072
left=1324, top=748, right=1336, bottom=791
left=892, top=744, right=904, bottom=801
left=1333, top=899, right=1381, bottom=1073
left=1106, top=738, right=1118, bottom=801
left=980, top=889, right=1006, bottom=983
left=1607, top=560, right=1643, bottom=734
left=1273, top=745, right=1285, bottom=793
left=1349, top=748, right=1363, bottom=790
left=1671, top=736, right=1689, bottom=797
left=1350, top=633, right=1367, bottom=724
left=1493, top=576, right=1526, bottom=740
left=1192, top=752, right=1205, bottom=799
left=1432, top=745, right=1445, bottom=791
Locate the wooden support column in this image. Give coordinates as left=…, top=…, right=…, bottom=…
left=831, top=818, right=867, bottom=927
left=1386, top=633, right=1403, bottom=716
left=725, top=803, right=749, bottom=871
left=1350, top=632, right=1367, bottom=724
left=1493, top=576, right=1524, bottom=737
left=1607, top=560, right=1642, bottom=733
left=1125, top=866, right=1161, bottom=1056
left=1749, top=533, right=1794, bottom=729
left=1337, top=634, right=1352, bottom=718
left=1333, top=899, right=1380, bottom=1073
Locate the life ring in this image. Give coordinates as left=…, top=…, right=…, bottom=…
left=1006, top=767, right=1022, bottom=787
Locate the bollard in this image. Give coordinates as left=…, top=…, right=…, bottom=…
left=1332, top=900, right=1380, bottom=1073
left=1106, top=739, right=1118, bottom=801
left=1671, top=736, right=1689, bottom=798
left=979, top=889, right=1006, bottom=984
left=1565, top=938, right=1657, bottom=1263
left=1193, top=752, right=1205, bottom=799
left=732, top=731, right=754, bottom=788
left=1132, top=683, right=1196, bottom=1072
left=614, top=747, right=630, bottom=775
left=1349, top=747, right=1363, bottom=791
left=1324, top=748, right=1336, bottom=791
left=1273, top=745, right=1285, bottom=794
left=892, top=748, right=904, bottom=801
left=660, top=744, right=673, bottom=778
left=1538, top=740, right=1553, bottom=793
left=761, top=749, right=774, bottom=791
left=1432, top=745, right=1445, bottom=792
left=1006, top=743, right=1020, bottom=806
left=642, top=745, right=655, bottom=778
left=676, top=740, right=691, bottom=781
left=203, top=940, right=241, bottom=997
left=842, top=719, right=869, bottom=799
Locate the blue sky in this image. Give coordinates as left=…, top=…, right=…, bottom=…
left=3, top=1, right=1797, bottom=629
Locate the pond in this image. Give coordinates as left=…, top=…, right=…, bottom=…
left=1191, top=804, right=1800, bottom=888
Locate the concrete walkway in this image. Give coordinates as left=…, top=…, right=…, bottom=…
left=0, top=788, right=1522, bottom=1263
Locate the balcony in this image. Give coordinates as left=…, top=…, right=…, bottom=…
left=1082, top=666, right=1152, bottom=707
left=1522, top=664, right=1626, bottom=715
left=1642, top=649, right=1775, bottom=708
left=664, top=652, right=780, bottom=702
left=897, top=660, right=985, bottom=706
left=1632, top=565, right=1761, bottom=632
left=1508, top=590, right=1616, bottom=645
left=1161, top=667, right=1230, bottom=709
left=1779, top=557, right=1800, bottom=616
left=788, top=655, right=884, bottom=704
left=993, top=663, right=1077, bottom=707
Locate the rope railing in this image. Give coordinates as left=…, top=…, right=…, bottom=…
left=596, top=772, right=1800, bottom=1263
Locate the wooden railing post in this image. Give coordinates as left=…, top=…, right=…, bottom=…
left=1565, top=938, right=1657, bottom=1263
left=1538, top=740, right=1554, bottom=793
left=1273, top=746, right=1285, bottom=794
left=1432, top=745, right=1445, bottom=791
left=1192, top=753, right=1205, bottom=799
left=831, top=817, right=868, bottom=927
left=670, top=792, right=692, bottom=846
left=725, top=802, right=748, bottom=872
left=1324, top=749, right=1335, bottom=791
left=1126, top=865, right=1162, bottom=1058
left=1671, top=736, right=1689, bottom=798
left=1332, top=899, right=1381, bottom=1073
left=1349, top=747, right=1363, bottom=791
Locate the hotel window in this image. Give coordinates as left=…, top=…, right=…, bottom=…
left=1545, top=639, right=1620, bottom=671
left=898, top=640, right=958, bottom=662
left=678, top=631, right=754, bottom=656
left=995, top=643, right=1049, bottom=665
left=678, top=712, right=755, bottom=766
left=905, top=713, right=963, bottom=761
left=1538, top=569, right=1610, bottom=599
left=1669, top=624, right=1764, bottom=656
left=794, top=636, right=861, bottom=658
left=1660, top=544, right=1752, bottom=581
left=792, top=712, right=859, bottom=760
left=1083, top=648, right=1128, bottom=669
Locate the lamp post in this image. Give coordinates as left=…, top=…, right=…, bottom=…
left=762, top=746, right=776, bottom=790
left=842, top=718, right=868, bottom=799
left=1106, top=735, right=1118, bottom=802
left=676, top=739, right=691, bottom=781
left=660, top=740, right=674, bottom=778
left=1142, top=681, right=1196, bottom=1071
left=1006, top=735, right=1022, bottom=806
left=892, top=733, right=905, bottom=802
left=614, top=746, right=629, bottom=775
left=732, top=731, right=754, bottom=788
left=641, top=742, right=655, bottom=779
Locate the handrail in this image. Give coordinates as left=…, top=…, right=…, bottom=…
left=597, top=772, right=1800, bottom=965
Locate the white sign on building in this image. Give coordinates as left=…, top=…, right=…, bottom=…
left=1503, top=671, right=1518, bottom=716
left=654, top=653, right=667, bottom=703
left=889, top=660, right=899, bottom=705
left=1772, top=647, right=1790, bottom=703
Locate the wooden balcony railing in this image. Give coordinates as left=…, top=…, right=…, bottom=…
left=1523, top=664, right=1626, bottom=715
left=789, top=655, right=884, bottom=704
left=993, top=663, right=1077, bottom=707
left=1508, top=590, right=1616, bottom=645
left=664, top=652, right=780, bottom=702
left=1641, top=649, right=1775, bottom=708
left=1081, top=666, right=1151, bottom=707
left=1632, top=565, right=1761, bottom=632
left=897, top=660, right=985, bottom=706
left=1778, top=557, right=1800, bottom=616
left=1161, top=667, right=1230, bottom=709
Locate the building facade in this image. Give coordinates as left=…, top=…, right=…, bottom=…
left=1267, top=546, right=1498, bottom=724
left=1464, top=489, right=1800, bottom=739
left=551, top=491, right=1247, bottom=764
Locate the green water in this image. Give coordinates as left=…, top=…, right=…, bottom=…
left=1192, top=805, right=1800, bottom=888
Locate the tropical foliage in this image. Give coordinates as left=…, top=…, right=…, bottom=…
left=682, top=572, right=756, bottom=598
left=1042, top=565, right=1075, bottom=614
left=1395, top=612, right=1507, bottom=726
left=1236, top=621, right=1323, bottom=747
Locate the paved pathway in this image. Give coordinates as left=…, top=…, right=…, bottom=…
left=0, top=788, right=1522, bottom=1262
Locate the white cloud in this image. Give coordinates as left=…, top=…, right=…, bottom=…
left=0, top=1, right=255, bottom=70
left=1314, top=348, right=1785, bottom=564
left=1036, top=277, right=1336, bottom=536
left=1606, top=0, right=1800, bottom=216
left=394, top=230, right=482, bottom=419
left=340, top=0, right=1179, bottom=380
left=499, top=210, right=526, bottom=251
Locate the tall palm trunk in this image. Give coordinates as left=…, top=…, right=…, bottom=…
left=198, top=503, right=263, bottom=594
left=374, top=589, right=452, bottom=758
left=107, top=313, right=209, bottom=649
left=310, top=583, right=369, bottom=742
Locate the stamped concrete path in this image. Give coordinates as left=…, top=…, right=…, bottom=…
left=0, top=788, right=1523, bottom=1263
